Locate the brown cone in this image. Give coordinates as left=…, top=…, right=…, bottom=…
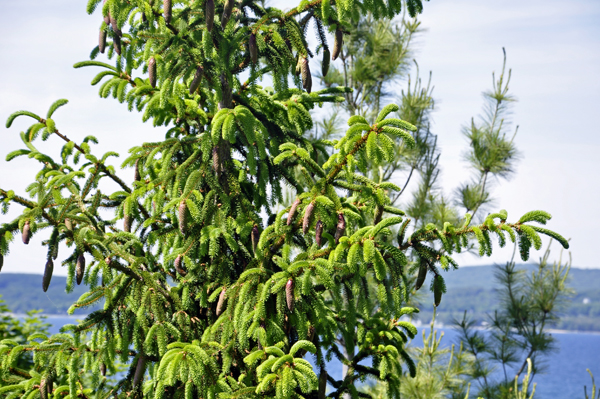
left=315, top=220, right=324, bottom=247
left=133, top=354, right=146, bottom=386
left=205, top=0, right=214, bottom=32
left=301, top=57, right=312, bottom=93
left=322, top=48, right=330, bottom=77
left=178, top=200, right=187, bottom=235
left=109, top=13, right=122, bottom=37
left=22, top=221, right=31, bottom=244
left=113, top=34, right=121, bottom=55
left=100, top=362, right=107, bottom=376
left=163, top=0, right=172, bottom=24
left=286, top=279, right=294, bottom=312
left=76, top=254, right=85, bottom=285
left=251, top=225, right=259, bottom=254
left=148, top=57, right=157, bottom=88
left=43, top=259, right=53, bottom=292
left=174, top=255, right=186, bottom=276
left=99, top=29, right=107, bottom=53
left=287, top=198, right=301, bottom=226
left=302, top=202, right=315, bottom=234
left=216, top=287, right=226, bottom=316
left=189, top=65, right=204, bottom=94
left=332, top=28, right=343, bottom=60
left=334, top=213, right=346, bottom=244
left=221, top=0, right=234, bottom=27
left=249, top=33, right=258, bottom=64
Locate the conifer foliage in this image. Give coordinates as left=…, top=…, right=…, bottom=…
left=0, top=0, right=568, bottom=398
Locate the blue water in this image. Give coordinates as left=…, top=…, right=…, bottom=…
left=42, top=317, right=600, bottom=398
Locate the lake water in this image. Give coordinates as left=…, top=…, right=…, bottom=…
left=43, top=316, right=600, bottom=398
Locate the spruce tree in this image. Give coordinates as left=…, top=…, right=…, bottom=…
left=0, top=1, right=569, bottom=398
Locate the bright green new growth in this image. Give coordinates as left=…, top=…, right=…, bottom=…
left=0, top=0, right=568, bottom=398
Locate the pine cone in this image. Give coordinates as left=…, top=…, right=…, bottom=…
left=287, top=198, right=301, bottom=226
left=334, top=213, right=345, bottom=244
left=205, top=0, right=214, bottom=32
left=65, top=218, right=73, bottom=231
left=76, top=254, right=86, bottom=285
left=216, top=287, right=226, bottom=316
left=315, top=220, right=324, bottom=247
left=251, top=225, right=259, bottom=254
left=174, top=255, right=186, bottom=276
left=148, top=57, right=157, bottom=88
left=178, top=200, right=187, bottom=235
left=434, top=275, right=443, bottom=306
left=415, top=260, right=427, bottom=291
left=189, top=65, right=204, bottom=94
left=332, top=28, right=343, bottom=60
left=133, top=354, right=146, bottom=386
left=322, top=48, right=330, bottom=77
left=249, top=33, right=258, bottom=64
left=39, top=377, right=47, bottom=399
left=43, top=259, right=53, bottom=292
left=221, top=0, right=234, bottom=27
left=302, top=202, right=315, bottom=234
left=295, top=55, right=302, bottom=76
left=286, top=279, right=294, bottom=312
left=109, top=13, right=122, bottom=37
left=99, top=29, right=107, bottom=53
left=22, top=221, right=31, bottom=245
left=163, top=0, right=172, bottom=24
left=113, top=34, right=121, bottom=55
left=100, top=362, right=107, bottom=376
left=301, top=57, right=312, bottom=93
left=0, top=254, right=3, bottom=272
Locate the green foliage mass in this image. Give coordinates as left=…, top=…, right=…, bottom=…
left=0, top=0, right=569, bottom=398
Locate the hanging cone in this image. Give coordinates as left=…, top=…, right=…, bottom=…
left=99, top=29, right=107, bottom=53
left=302, top=202, right=315, bottom=234
left=113, top=34, right=121, bottom=55
left=42, top=259, right=53, bottom=292
left=100, top=362, right=107, bottom=376
left=332, top=28, right=343, bottom=60
left=0, top=254, right=3, bottom=272
left=286, top=279, right=294, bottom=312
left=434, top=275, right=443, bottom=306
left=76, top=254, right=85, bottom=285
left=189, top=66, right=204, bottom=94
left=148, top=57, right=157, bottom=88
left=315, top=220, right=324, bottom=247
left=133, top=354, right=146, bottom=386
left=216, top=287, right=226, bottom=316
left=205, top=0, right=214, bottom=32
left=178, top=200, right=187, bottom=235
left=22, top=221, right=31, bottom=244
left=163, top=0, right=172, bottom=24
left=251, top=225, right=259, bottom=254
left=221, top=0, right=234, bottom=27
left=322, top=48, right=330, bottom=76
left=334, top=213, right=345, bottom=244
left=174, top=255, right=187, bottom=276
left=109, top=13, right=122, bottom=37
left=415, top=259, right=427, bottom=291
left=301, top=57, right=312, bottom=93
left=287, top=198, right=301, bottom=226
left=249, top=33, right=258, bottom=64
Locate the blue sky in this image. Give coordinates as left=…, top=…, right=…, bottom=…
left=0, top=0, right=598, bottom=275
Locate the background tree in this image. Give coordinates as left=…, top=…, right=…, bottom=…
left=0, top=1, right=568, bottom=399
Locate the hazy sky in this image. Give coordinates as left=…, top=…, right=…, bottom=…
left=0, top=0, right=598, bottom=276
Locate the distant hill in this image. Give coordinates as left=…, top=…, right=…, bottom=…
left=1, top=266, right=599, bottom=331
left=0, top=273, right=101, bottom=315
left=416, top=265, right=600, bottom=332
